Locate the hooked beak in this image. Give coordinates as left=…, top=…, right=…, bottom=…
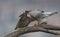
left=49, top=12, right=58, bottom=16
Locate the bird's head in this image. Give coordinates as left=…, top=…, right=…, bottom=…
left=27, top=10, right=58, bottom=21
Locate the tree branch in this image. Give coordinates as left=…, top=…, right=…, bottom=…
left=4, top=26, right=60, bottom=37
left=40, top=23, right=60, bottom=30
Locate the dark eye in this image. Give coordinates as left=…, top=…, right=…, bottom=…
left=41, top=11, right=44, bottom=13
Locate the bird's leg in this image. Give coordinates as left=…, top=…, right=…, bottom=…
left=34, top=21, right=41, bottom=27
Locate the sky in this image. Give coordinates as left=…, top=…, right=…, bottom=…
left=0, top=0, right=60, bottom=37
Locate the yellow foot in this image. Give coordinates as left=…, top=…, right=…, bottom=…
left=34, top=21, right=40, bottom=27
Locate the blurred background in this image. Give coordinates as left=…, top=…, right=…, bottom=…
left=0, top=0, right=60, bottom=37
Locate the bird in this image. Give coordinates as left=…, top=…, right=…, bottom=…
left=15, top=10, right=58, bottom=30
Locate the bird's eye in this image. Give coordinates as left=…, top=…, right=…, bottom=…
left=41, top=11, right=44, bottom=13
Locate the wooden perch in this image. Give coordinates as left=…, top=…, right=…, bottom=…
left=4, top=26, right=60, bottom=37
left=40, top=23, right=60, bottom=30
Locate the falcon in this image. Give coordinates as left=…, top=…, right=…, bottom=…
left=15, top=10, right=58, bottom=30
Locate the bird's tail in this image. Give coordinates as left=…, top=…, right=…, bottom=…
left=15, top=27, right=18, bottom=30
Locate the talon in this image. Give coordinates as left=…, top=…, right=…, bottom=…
left=34, top=21, right=40, bottom=27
